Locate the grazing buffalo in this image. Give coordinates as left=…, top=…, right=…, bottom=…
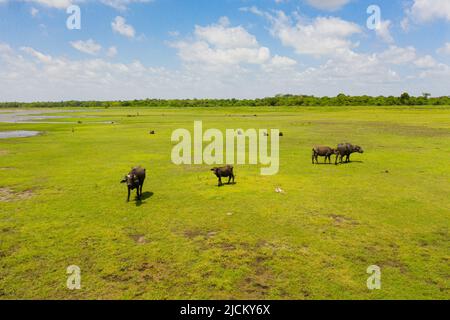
left=121, top=166, right=146, bottom=201
left=335, top=143, right=364, bottom=164
left=312, top=146, right=338, bottom=164
left=211, top=165, right=235, bottom=187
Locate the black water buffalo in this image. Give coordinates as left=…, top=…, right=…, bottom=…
left=121, top=166, right=146, bottom=201
left=335, top=143, right=364, bottom=164
left=312, top=146, right=338, bottom=164
left=211, top=165, right=235, bottom=187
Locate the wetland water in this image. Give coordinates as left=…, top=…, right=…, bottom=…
left=0, top=130, right=41, bottom=139
left=0, top=109, right=76, bottom=123
left=0, top=109, right=111, bottom=138
left=0, top=109, right=78, bottom=139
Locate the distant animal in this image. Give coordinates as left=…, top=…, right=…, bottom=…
left=263, top=131, right=269, bottom=137
left=279, top=132, right=284, bottom=136
left=211, top=165, right=235, bottom=187
left=149, top=130, right=155, bottom=135
left=121, top=166, right=146, bottom=201
left=335, top=143, right=364, bottom=164
left=312, top=146, right=338, bottom=164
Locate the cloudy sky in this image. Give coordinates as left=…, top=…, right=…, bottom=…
left=0, top=0, right=449, bottom=101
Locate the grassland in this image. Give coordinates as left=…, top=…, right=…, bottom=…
left=0, top=106, right=449, bottom=299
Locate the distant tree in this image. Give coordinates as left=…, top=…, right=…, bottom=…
left=400, top=92, right=410, bottom=105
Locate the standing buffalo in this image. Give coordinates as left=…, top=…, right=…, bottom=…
left=211, top=165, right=235, bottom=187
left=335, top=143, right=364, bottom=164
left=121, top=166, right=146, bottom=201
left=312, top=146, right=338, bottom=164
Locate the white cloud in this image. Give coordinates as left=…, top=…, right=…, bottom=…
left=111, top=16, right=135, bottom=38
left=305, top=0, right=351, bottom=11
left=168, top=30, right=180, bottom=37
left=375, top=20, right=394, bottom=43
left=1, top=44, right=178, bottom=101
left=1, top=36, right=449, bottom=101
left=263, top=55, right=297, bottom=72
left=403, top=0, right=450, bottom=28
left=107, top=46, right=118, bottom=57
left=408, top=0, right=450, bottom=22
left=30, top=7, right=39, bottom=16
left=173, top=41, right=271, bottom=68
left=377, top=46, right=417, bottom=65
left=100, top=0, right=151, bottom=11
left=266, top=11, right=362, bottom=57
left=171, top=18, right=287, bottom=71
left=414, top=55, right=437, bottom=68
left=437, top=43, right=450, bottom=55
left=0, top=0, right=152, bottom=10
left=20, top=46, right=52, bottom=63
left=400, top=17, right=410, bottom=32
left=70, top=39, right=102, bottom=55
left=10, top=0, right=74, bottom=9
left=194, top=17, right=259, bottom=49
left=270, top=55, right=297, bottom=68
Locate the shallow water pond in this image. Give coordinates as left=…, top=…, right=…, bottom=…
left=0, top=130, right=41, bottom=138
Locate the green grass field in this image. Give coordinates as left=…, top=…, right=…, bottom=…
left=0, top=106, right=449, bottom=299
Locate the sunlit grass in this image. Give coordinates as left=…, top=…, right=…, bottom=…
left=0, top=106, right=449, bottom=299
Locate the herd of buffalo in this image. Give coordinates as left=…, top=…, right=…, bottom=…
left=312, top=142, right=364, bottom=165
left=120, top=142, right=364, bottom=201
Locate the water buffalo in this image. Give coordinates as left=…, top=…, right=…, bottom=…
left=335, top=143, right=364, bottom=164
left=211, top=165, right=235, bottom=187
left=121, top=166, right=146, bottom=201
left=312, top=146, right=338, bottom=164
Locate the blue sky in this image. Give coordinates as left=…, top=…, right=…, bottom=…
left=0, top=0, right=449, bottom=101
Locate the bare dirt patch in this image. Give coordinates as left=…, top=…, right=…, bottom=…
left=182, top=228, right=219, bottom=240
left=328, top=214, right=359, bottom=227
left=0, top=187, right=33, bottom=202
left=129, top=234, right=148, bottom=245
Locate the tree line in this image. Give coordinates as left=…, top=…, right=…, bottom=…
left=1, top=93, right=449, bottom=108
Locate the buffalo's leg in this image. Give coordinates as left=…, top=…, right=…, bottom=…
left=228, top=176, right=232, bottom=184
left=218, top=177, right=222, bottom=186
left=127, top=188, right=131, bottom=202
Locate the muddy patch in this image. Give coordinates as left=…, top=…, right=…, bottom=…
left=0, top=131, right=41, bottom=139
left=328, top=214, right=359, bottom=227
left=238, top=253, right=274, bottom=298
left=0, top=187, right=33, bottom=202
left=182, top=228, right=219, bottom=240
left=129, top=234, right=148, bottom=245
